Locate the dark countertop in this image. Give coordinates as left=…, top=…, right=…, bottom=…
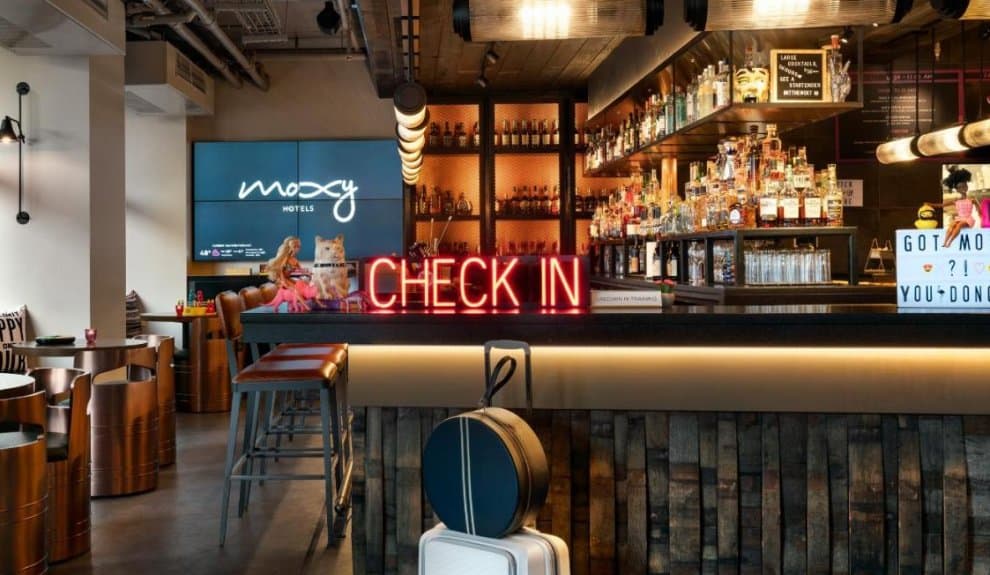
left=240, top=304, right=990, bottom=347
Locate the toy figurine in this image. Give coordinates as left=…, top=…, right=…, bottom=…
left=914, top=203, right=938, bottom=229
left=941, top=166, right=974, bottom=248
left=266, top=235, right=316, bottom=311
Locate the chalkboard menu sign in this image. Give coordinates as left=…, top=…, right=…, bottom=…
left=771, top=49, right=826, bottom=103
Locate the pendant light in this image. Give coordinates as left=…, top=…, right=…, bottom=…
left=393, top=82, right=428, bottom=185
left=917, top=27, right=969, bottom=156
left=684, top=0, right=912, bottom=31
left=453, top=0, right=663, bottom=42
left=877, top=34, right=923, bottom=164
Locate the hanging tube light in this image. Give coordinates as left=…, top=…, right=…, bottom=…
left=684, top=0, right=912, bottom=31
left=917, top=125, right=969, bottom=155
left=876, top=136, right=921, bottom=164
left=930, top=0, right=990, bottom=19
left=453, top=0, right=663, bottom=42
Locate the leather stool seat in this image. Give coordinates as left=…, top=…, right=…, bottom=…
left=262, top=345, right=347, bottom=367
left=234, top=359, right=337, bottom=385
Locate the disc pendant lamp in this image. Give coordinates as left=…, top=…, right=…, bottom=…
left=684, top=0, right=912, bottom=31
left=394, top=82, right=428, bottom=185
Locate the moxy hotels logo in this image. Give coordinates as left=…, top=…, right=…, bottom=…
left=237, top=180, right=358, bottom=223
left=365, top=256, right=588, bottom=310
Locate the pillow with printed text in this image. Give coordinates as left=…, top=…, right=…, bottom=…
left=0, top=306, right=27, bottom=373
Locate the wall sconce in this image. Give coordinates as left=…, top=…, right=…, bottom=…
left=1, top=82, right=30, bottom=224
left=684, top=0, right=911, bottom=31
left=454, top=0, right=663, bottom=42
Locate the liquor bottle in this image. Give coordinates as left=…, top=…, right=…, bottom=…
left=551, top=186, right=560, bottom=216
left=520, top=185, right=531, bottom=215
left=502, top=120, right=510, bottom=147
left=431, top=186, right=442, bottom=216
left=442, top=190, right=455, bottom=215
left=629, top=236, right=641, bottom=275
left=657, top=94, right=668, bottom=138
left=455, top=122, right=468, bottom=148
left=792, top=147, right=818, bottom=225
left=520, top=120, right=530, bottom=147
left=715, top=61, right=731, bottom=109
left=428, top=122, right=441, bottom=147
left=825, top=163, right=844, bottom=227
left=675, top=87, right=687, bottom=128
left=416, top=186, right=426, bottom=215
left=541, top=186, right=551, bottom=215
left=729, top=188, right=747, bottom=228
left=508, top=186, right=518, bottom=215
left=442, top=122, right=453, bottom=147
left=542, top=120, right=551, bottom=146
left=666, top=246, right=679, bottom=278
left=510, top=120, right=520, bottom=146
left=494, top=192, right=503, bottom=215
left=583, top=127, right=591, bottom=146
left=761, top=123, right=782, bottom=178
left=532, top=119, right=541, bottom=148
left=472, top=121, right=481, bottom=147
left=686, top=80, right=697, bottom=123
left=575, top=190, right=585, bottom=214
left=455, top=192, right=472, bottom=215
left=779, top=165, right=801, bottom=227
left=758, top=174, right=779, bottom=227
left=553, top=120, right=560, bottom=146
left=698, top=67, right=712, bottom=118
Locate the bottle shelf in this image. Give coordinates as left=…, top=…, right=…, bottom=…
left=423, top=146, right=481, bottom=156
left=583, top=102, right=862, bottom=177
left=494, top=215, right=562, bottom=221
left=414, top=214, right=480, bottom=221
left=495, top=146, right=561, bottom=155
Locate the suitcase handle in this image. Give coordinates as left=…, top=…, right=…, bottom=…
left=482, top=340, right=533, bottom=414
left=481, top=355, right=517, bottom=408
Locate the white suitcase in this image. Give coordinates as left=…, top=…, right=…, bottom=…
left=419, top=523, right=570, bottom=575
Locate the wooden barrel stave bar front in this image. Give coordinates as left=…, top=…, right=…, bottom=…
left=351, top=408, right=990, bottom=575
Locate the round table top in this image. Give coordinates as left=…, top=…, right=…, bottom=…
left=141, top=312, right=217, bottom=323
left=13, top=338, right=147, bottom=357
left=0, top=373, right=35, bottom=398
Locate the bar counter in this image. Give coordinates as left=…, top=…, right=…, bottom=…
left=241, top=304, right=990, bottom=347
left=242, top=305, right=990, bottom=414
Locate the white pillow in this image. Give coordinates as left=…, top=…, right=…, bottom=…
left=0, top=306, right=27, bottom=373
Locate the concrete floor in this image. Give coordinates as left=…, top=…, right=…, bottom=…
left=51, top=412, right=352, bottom=575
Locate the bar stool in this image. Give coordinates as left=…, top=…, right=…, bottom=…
left=0, top=390, right=49, bottom=575
left=84, top=349, right=159, bottom=497
left=239, top=286, right=265, bottom=311
left=259, top=282, right=278, bottom=303
left=30, top=368, right=92, bottom=563
left=215, top=291, right=346, bottom=547
left=134, top=335, right=176, bottom=466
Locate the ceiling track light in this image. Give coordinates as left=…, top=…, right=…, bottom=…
left=485, top=46, right=500, bottom=65
left=684, top=0, right=911, bottom=31
left=476, top=75, right=489, bottom=89
left=454, top=0, right=663, bottom=42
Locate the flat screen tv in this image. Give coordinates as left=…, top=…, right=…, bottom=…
left=192, top=140, right=402, bottom=262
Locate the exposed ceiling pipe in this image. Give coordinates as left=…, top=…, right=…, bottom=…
left=129, top=12, right=197, bottom=27
left=254, top=48, right=368, bottom=61
left=141, top=0, right=243, bottom=88
left=175, top=0, right=271, bottom=91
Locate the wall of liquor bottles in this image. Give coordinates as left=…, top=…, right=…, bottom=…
left=583, top=28, right=862, bottom=176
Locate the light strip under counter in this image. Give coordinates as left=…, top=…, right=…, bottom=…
left=349, top=345, right=990, bottom=414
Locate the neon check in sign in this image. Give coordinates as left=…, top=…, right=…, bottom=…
left=366, top=256, right=589, bottom=310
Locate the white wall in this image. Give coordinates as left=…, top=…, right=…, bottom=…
left=0, top=51, right=92, bottom=337
left=125, top=111, right=187, bottom=342
left=0, top=48, right=126, bottom=339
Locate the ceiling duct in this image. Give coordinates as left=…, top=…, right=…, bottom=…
left=0, top=0, right=125, bottom=55
left=125, top=41, right=215, bottom=116
left=683, top=0, right=913, bottom=31
left=452, top=0, right=663, bottom=42
left=175, top=0, right=271, bottom=90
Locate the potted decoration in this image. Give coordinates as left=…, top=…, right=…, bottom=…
left=657, top=279, right=677, bottom=308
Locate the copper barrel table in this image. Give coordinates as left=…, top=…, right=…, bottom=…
left=14, top=339, right=156, bottom=498
left=141, top=313, right=231, bottom=413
